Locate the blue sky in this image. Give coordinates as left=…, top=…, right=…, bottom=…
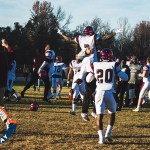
left=0, top=0, right=149, bottom=30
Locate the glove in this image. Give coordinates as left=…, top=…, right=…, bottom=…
left=115, top=28, right=123, bottom=34
left=67, top=81, right=70, bottom=88
left=57, top=29, right=63, bottom=35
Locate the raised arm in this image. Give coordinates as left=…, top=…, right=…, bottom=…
left=101, top=32, right=116, bottom=40
left=101, top=28, right=123, bottom=41
left=57, top=29, right=76, bottom=43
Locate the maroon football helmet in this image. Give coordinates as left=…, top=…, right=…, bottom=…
left=55, top=56, right=62, bottom=62
left=30, top=101, right=39, bottom=111
left=100, top=48, right=113, bottom=61
left=83, top=26, right=93, bottom=36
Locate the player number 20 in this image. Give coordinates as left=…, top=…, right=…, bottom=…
left=96, top=69, right=113, bottom=83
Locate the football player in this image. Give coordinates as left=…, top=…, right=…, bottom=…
left=38, top=44, right=55, bottom=101
left=3, top=49, right=21, bottom=102
left=21, top=49, right=45, bottom=99
left=57, top=26, right=123, bottom=61
left=52, top=56, right=65, bottom=101
left=0, top=39, right=17, bottom=144
left=67, top=54, right=85, bottom=115
left=133, top=57, right=150, bottom=112
left=86, top=48, right=128, bottom=144
left=74, top=47, right=97, bottom=121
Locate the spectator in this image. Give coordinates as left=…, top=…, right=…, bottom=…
left=23, top=64, right=30, bottom=82
left=116, top=58, right=130, bottom=111
left=127, top=56, right=142, bottom=106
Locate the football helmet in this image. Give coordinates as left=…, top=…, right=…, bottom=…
left=55, top=56, right=62, bottom=62
left=30, top=101, right=39, bottom=111
left=83, top=26, right=93, bottom=36
left=100, top=48, right=113, bottom=61
left=39, top=70, right=47, bottom=79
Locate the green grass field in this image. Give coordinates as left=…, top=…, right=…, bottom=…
left=0, top=85, right=150, bottom=150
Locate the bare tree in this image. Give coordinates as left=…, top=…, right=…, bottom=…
left=115, top=17, right=133, bottom=56
left=55, top=6, right=73, bottom=31
left=133, top=21, right=150, bottom=58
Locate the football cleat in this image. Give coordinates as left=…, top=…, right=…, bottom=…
left=43, top=93, right=53, bottom=102
left=132, top=108, right=140, bottom=112
left=20, top=91, right=24, bottom=98
left=91, top=112, right=97, bottom=118
left=16, top=96, right=21, bottom=102
left=69, top=111, right=76, bottom=115
left=105, top=135, right=113, bottom=142
left=81, top=113, right=90, bottom=121
left=47, top=93, right=53, bottom=99
left=98, top=138, right=105, bottom=144
left=0, top=123, right=17, bottom=144
left=58, top=94, right=61, bottom=100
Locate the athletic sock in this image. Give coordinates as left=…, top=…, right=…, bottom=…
left=53, top=93, right=57, bottom=99
left=72, top=104, right=76, bottom=112
left=98, top=130, right=104, bottom=142
left=105, top=125, right=112, bottom=137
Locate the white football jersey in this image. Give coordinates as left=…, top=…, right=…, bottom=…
left=39, top=49, right=55, bottom=74
left=78, top=54, right=95, bottom=80
left=53, top=62, right=65, bottom=77
left=143, top=64, right=150, bottom=82
left=70, top=60, right=82, bottom=82
left=93, top=62, right=120, bottom=91
left=75, top=34, right=100, bottom=61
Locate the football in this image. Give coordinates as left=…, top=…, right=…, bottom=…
left=30, top=101, right=39, bottom=111
left=39, top=70, right=47, bottom=79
